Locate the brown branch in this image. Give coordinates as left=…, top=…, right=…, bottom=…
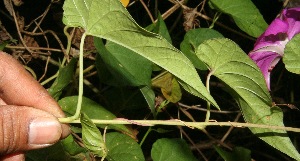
left=139, top=0, right=155, bottom=23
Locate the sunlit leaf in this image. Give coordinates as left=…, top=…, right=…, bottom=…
left=81, top=113, right=107, bottom=157
left=151, top=138, right=197, bottom=161
left=209, top=0, right=268, bottom=37
left=62, top=0, right=219, bottom=109
left=106, top=132, right=145, bottom=161
left=196, top=38, right=300, bottom=160
left=283, top=34, right=300, bottom=74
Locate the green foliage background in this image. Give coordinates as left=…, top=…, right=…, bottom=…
left=0, top=0, right=300, bottom=160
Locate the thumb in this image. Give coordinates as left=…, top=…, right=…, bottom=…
left=0, top=105, right=63, bottom=155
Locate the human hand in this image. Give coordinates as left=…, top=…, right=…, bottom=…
left=0, top=51, right=70, bottom=161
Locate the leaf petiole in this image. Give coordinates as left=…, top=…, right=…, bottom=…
left=59, top=32, right=86, bottom=123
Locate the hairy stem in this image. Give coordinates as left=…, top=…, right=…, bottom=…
left=65, top=119, right=300, bottom=133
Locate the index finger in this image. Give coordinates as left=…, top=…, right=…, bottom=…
left=0, top=52, right=70, bottom=136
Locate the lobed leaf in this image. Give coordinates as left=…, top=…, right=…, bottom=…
left=62, top=0, right=219, bottom=108
left=283, top=34, right=300, bottom=74
left=209, top=0, right=268, bottom=38
left=196, top=38, right=300, bottom=160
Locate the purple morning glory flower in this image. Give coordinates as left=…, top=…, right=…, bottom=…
left=249, top=7, right=300, bottom=90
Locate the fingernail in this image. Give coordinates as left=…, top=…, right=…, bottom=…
left=29, top=118, right=62, bottom=145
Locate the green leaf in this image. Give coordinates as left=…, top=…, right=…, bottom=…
left=26, top=143, right=69, bottom=161
left=58, top=96, right=132, bottom=135
left=146, top=13, right=171, bottom=43
left=48, top=58, right=76, bottom=100
left=152, top=72, right=182, bottom=103
left=94, top=37, right=152, bottom=86
left=102, top=87, right=148, bottom=114
left=62, top=0, right=219, bottom=108
left=81, top=113, right=107, bottom=157
left=215, top=146, right=251, bottom=161
left=180, top=28, right=223, bottom=70
left=140, top=85, right=156, bottom=115
left=209, top=0, right=268, bottom=37
left=151, top=138, right=197, bottom=161
left=106, top=132, right=145, bottom=161
left=153, top=13, right=172, bottom=43
left=196, top=38, right=300, bottom=160
left=283, top=34, right=300, bottom=74
left=61, top=135, right=87, bottom=156
left=27, top=139, right=91, bottom=161
left=0, top=41, right=8, bottom=50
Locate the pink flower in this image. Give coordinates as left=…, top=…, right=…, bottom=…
left=249, top=7, right=300, bottom=90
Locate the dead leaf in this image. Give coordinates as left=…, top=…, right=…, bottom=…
left=183, top=7, right=200, bottom=31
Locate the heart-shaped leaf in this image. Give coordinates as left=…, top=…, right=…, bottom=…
left=196, top=38, right=300, bottom=160
left=62, top=0, right=218, bottom=108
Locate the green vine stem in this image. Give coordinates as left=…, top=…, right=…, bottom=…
left=205, top=71, right=214, bottom=122
left=40, top=72, right=59, bottom=86
left=139, top=127, right=152, bottom=146
left=24, top=66, right=37, bottom=80
left=65, top=119, right=300, bottom=133
left=140, top=100, right=169, bottom=146
left=62, top=26, right=72, bottom=65
left=40, top=26, right=73, bottom=86
left=59, top=32, right=86, bottom=123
